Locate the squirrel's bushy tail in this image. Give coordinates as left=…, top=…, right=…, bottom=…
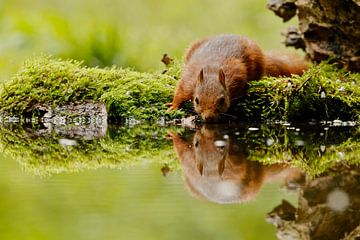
left=264, top=51, right=308, bottom=77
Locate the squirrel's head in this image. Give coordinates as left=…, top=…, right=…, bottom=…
left=194, top=68, right=230, bottom=122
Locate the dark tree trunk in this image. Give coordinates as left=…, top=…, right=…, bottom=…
left=268, top=0, right=360, bottom=72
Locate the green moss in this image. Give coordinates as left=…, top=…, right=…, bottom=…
left=244, top=125, right=360, bottom=177
left=0, top=56, right=359, bottom=122
left=236, top=62, right=360, bottom=122
left=0, top=55, right=184, bottom=120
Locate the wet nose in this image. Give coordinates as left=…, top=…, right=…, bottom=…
left=202, top=113, right=218, bottom=122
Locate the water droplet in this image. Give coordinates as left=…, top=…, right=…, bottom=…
left=333, top=119, right=342, bottom=126
left=223, top=135, right=229, bottom=139
left=337, top=152, right=345, bottom=160
left=320, top=145, right=326, bottom=152
left=266, top=138, right=275, bottom=146
left=308, top=119, right=316, bottom=125
left=338, top=86, right=346, bottom=92
left=326, top=189, right=349, bottom=212
left=295, top=140, right=305, bottom=147
left=282, top=122, right=291, bottom=126
left=214, top=140, right=226, bottom=147
left=348, top=121, right=357, bottom=126
left=235, top=132, right=240, bottom=135
left=286, top=82, right=292, bottom=91
left=320, top=91, right=326, bottom=98
left=248, top=127, right=259, bottom=131
left=59, top=138, right=78, bottom=146
left=295, top=128, right=301, bottom=132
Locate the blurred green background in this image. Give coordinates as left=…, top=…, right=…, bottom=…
left=0, top=0, right=296, bottom=82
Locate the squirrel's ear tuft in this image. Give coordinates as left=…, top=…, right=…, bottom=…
left=197, top=68, right=204, bottom=84
left=218, top=69, right=226, bottom=88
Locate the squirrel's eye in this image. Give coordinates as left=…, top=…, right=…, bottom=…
left=195, top=97, right=200, bottom=105
left=194, top=140, right=200, bottom=148
left=218, top=96, right=225, bottom=105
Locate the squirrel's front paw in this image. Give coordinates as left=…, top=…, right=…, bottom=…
left=166, top=102, right=178, bottom=112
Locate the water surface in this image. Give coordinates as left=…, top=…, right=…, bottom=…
left=0, top=121, right=359, bottom=240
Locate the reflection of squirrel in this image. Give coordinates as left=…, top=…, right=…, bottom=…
left=167, top=35, right=308, bottom=121
left=168, top=125, right=303, bottom=204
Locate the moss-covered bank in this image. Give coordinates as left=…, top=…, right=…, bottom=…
left=0, top=56, right=359, bottom=122
left=0, top=56, right=182, bottom=120
left=238, top=63, right=360, bottom=121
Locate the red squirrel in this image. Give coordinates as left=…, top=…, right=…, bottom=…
left=166, top=34, right=308, bottom=122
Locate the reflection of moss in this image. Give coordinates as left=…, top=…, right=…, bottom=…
left=243, top=125, right=360, bottom=177
left=0, top=124, right=178, bottom=176
left=0, top=57, right=359, bottom=122
left=0, top=123, right=359, bottom=177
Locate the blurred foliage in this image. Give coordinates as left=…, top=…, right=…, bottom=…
left=0, top=0, right=297, bottom=82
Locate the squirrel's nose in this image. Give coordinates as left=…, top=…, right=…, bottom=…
left=202, top=112, right=218, bottom=122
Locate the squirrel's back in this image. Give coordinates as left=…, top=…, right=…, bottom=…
left=185, top=34, right=265, bottom=81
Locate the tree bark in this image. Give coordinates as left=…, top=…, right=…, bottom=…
left=268, top=0, right=360, bottom=72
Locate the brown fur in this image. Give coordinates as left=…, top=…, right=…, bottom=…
left=167, top=34, right=308, bottom=122
left=167, top=126, right=303, bottom=204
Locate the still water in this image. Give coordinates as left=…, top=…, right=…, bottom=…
left=0, top=120, right=359, bottom=240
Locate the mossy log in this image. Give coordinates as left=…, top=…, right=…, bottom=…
left=268, top=0, right=360, bottom=71
left=0, top=56, right=359, bottom=122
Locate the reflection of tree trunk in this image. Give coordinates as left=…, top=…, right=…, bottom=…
left=267, top=166, right=360, bottom=240
left=267, top=0, right=360, bottom=71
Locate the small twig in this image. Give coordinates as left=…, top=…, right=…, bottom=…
left=295, top=76, right=311, bottom=93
